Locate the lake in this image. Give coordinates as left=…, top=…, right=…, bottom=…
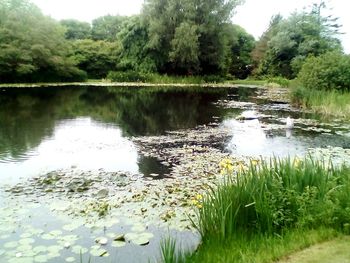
left=0, top=86, right=349, bottom=263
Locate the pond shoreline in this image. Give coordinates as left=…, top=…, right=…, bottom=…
left=0, top=82, right=260, bottom=89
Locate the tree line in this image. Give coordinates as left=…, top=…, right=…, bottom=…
left=0, top=0, right=347, bottom=85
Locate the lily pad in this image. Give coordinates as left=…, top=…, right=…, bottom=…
left=19, top=238, right=35, bottom=245
left=49, top=230, right=63, bottom=236
left=131, top=236, right=150, bottom=246
left=41, top=234, right=55, bottom=240
left=4, top=241, right=18, bottom=248
left=95, top=237, right=108, bottom=245
left=47, top=245, right=62, bottom=253
left=20, top=233, right=33, bottom=238
left=131, top=224, right=146, bottom=232
left=90, top=248, right=109, bottom=257
left=33, top=255, right=48, bottom=263
left=33, top=245, right=47, bottom=254
left=65, top=257, right=76, bottom=262
left=111, top=241, right=126, bottom=248
left=47, top=252, right=60, bottom=259
left=71, top=245, right=88, bottom=254
left=17, top=244, right=33, bottom=252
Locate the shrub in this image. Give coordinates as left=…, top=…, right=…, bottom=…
left=107, top=71, right=151, bottom=82
left=266, top=76, right=290, bottom=87
left=297, top=52, right=350, bottom=91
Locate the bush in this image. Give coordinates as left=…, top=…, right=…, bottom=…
left=266, top=76, right=290, bottom=87
left=107, top=71, right=152, bottom=82
left=298, top=52, right=350, bottom=91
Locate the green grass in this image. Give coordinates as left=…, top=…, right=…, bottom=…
left=187, top=228, right=341, bottom=263
left=291, top=85, right=350, bottom=120
left=278, top=236, right=350, bottom=263
left=162, top=157, right=350, bottom=263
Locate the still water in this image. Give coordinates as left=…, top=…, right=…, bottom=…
left=0, top=86, right=349, bottom=263
left=1, top=86, right=349, bottom=183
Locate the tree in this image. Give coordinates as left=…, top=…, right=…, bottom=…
left=256, top=1, right=342, bottom=78
left=92, top=15, right=127, bottom=41
left=142, top=0, right=244, bottom=75
left=226, top=24, right=255, bottom=79
left=70, top=39, right=122, bottom=78
left=117, top=16, right=157, bottom=73
left=60, top=19, right=91, bottom=40
left=251, top=14, right=282, bottom=74
left=0, top=0, right=86, bottom=82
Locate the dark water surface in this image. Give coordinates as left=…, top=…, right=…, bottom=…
left=0, top=86, right=228, bottom=184
left=1, top=86, right=348, bottom=183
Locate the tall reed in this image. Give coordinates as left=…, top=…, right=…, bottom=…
left=196, top=157, right=350, bottom=240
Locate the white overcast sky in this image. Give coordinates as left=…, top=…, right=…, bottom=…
left=31, top=0, right=350, bottom=53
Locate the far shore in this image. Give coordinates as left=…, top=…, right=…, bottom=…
left=0, top=81, right=264, bottom=89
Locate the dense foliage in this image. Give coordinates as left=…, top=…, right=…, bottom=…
left=297, top=51, right=350, bottom=91
left=0, top=0, right=86, bottom=82
left=141, top=0, right=245, bottom=75
left=254, top=1, right=342, bottom=79
left=70, top=39, right=121, bottom=78
left=0, top=0, right=347, bottom=84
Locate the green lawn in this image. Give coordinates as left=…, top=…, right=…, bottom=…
left=279, top=236, right=350, bottom=263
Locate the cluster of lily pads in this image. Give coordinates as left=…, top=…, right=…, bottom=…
left=1, top=86, right=349, bottom=262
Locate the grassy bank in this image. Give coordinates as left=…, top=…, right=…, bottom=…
left=162, top=158, right=350, bottom=262
left=291, top=85, right=350, bottom=120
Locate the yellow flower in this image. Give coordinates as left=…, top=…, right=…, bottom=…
left=191, top=199, right=199, bottom=205
left=251, top=159, right=259, bottom=166
left=219, top=158, right=234, bottom=174
left=293, top=157, right=302, bottom=167
left=196, top=204, right=203, bottom=209
left=196, top=194, right=203, bottom=200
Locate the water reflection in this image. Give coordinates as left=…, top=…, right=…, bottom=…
left=0, top=86, right=230, bottom=183
left=0, top=118, right=139, bottom=184
left=224, top=118, right=315, bottom=157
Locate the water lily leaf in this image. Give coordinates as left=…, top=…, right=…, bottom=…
left=65, top=257, right=76, bottom=262
left=60, top=234, right=79, bottom=242
left=62, top=224, right=79, bottom=232
left=111, top=241, right=126, bottom=248
left=49, top=230, right=63, bottom=236
left=41, top=234, right=55, bottom=240
left=95, top=237, right=108, bottom=245
left=4, top=241, right=18, bottom=248
left=8, top=258, right=34, bottom=263
left=113, top=234, right=125, bottom=241
left=90, top=245, right=100, bottom=250
left=34, top=255, right=48, bottom=262
left=33, top=245, right=47, bottom=254
left=90, top=248, right=109, bottom=257
left=131, top=224, right=146, bottom=232
left=124, top=233, right=138, bottom=241
left=47, top=245, right=62, bottom=253
left=17, top=244, right=33, bottom=252
left=141, top=232, right=154, bottom=239
left=71, top=245, right=88, bottom=254
left=20, top=233, right=32, bottom=238
left=131, top=236, right=150, bottom=246
left=0, top=249, right=5, bottom=256
left=19, top=238, right=35, bottom=245
left=47, top=252, right=60, bottom=259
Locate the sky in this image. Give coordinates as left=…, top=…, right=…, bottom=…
left=31, top=0, right=350, bottom=53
